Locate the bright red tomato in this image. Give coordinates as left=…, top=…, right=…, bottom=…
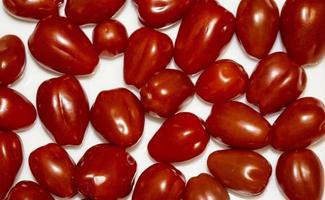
left=5, top=181, right=54, bottom=200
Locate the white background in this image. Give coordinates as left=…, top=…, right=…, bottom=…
left=0, top=0, right=324, bottom=199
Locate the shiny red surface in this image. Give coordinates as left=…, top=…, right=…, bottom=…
left=124, top=27, right=173, bottom=88
left=5, top=181, right=54, bottom=200
left=90, top=88, right=144, bottom=147
left=37, top=75, right=89, bottom=145
left=148, top=112, right=209, bottom=162
left=29, top=143, right=76, bottom=198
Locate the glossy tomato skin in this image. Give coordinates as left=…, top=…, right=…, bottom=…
left=0, top=87, right=36, bottom=130
left=280, top=0, right=325, bottom=65
left=65, top=0, right=126, bottom=25
left=140, top=69, right=194, bottom=118
left=28, top=16, right=99, bottom=75
left=247, top=52, right=307, bottom=115
left=276, top=149, right=324, bottom=200
left=206, top=101, right=271, bottom=149
left=0, top=131, right=22, bottom=200
left=3, top=0, right=62, bottom=20
left=208, top=150, right=272, bottom=196
left=183, top=173, right=230, bottom=200
left=90, top=88, right=144, bottom=147
left=29, top=143, right=77, bottom=198
left=0, top=35, right=25, bottom=86
left=124, top=27, right=173, bottom=88
left=236, top=0, right=279, bottom=59
left=133, top=0, right=195, bottom=28
left=73, top=144, right=137, bottom=199
left=148, top=112, right=209, bottom=162
left=132, top=163, right=185, bottom=200
left=175, top=0, right=235, bottom=74
left=271, top=97, right=325, bottom=151
left=196, top=59, right=249, bottom=103
left=5, top=181, right=54, bottom=200
left=93, top=20, right=128, bottom=58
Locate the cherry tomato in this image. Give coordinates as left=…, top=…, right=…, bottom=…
left=207, top=149, right=272, bottom=196
left=132, top=163, right=185, bottom=200
left=247, top=52, right=307, bottom=115
left=65, top=0, right=126, bottom=25
left=236, top=0, right=279, bottom=59
left=280, top=0, right=325, bottom=65
left=148, top=112, right=209, bottom=162
left=175, top=0, right=235, bottom=74
left=5, top=181, right=54, bottom=200
left=124, top=27, right=173, bottom=88
left=271, top=97, right=325, bottom=151
left=183, top=173, right=230, bottom=200
left=206, top=101, right=271, bottom=149
left=29, top=143, right=77, bottom=198
left=92, top=20, right=128, bottom=58
left=90, top=88, right=144, bottom=147
left=195, top=59, right=249, bottom=103
left=140, top=69, right=194, bottom=118
left=37, top=75, right=89, bottom=146
left=276, top=149, right=324, bottom=200
left=0, top=131, right=22, bottom=200
left=28, top=16, right=99, bottom=75
left=0, top=87, right=36, bottom=130
left=0, top=35, right=25, bottom=86
left=73, top=144, right=137, bottom=199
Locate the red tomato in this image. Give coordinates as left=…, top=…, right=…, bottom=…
left=280, top=0, right=325, bottom=65
left=208, top=150, right=272, bottom=196
left=236, top=0, right=279, bottom=59
left=247, top=52, right=307, bottom=115
left=148, top=112, right=209, bottom=162
left=5, top=181, right=54, bottom=200
left=132, top=163, right=185, bottom=200
left=29, top=143, right=77, bottom=198
left=124, top=27, right=173, bottom=88
left=206, top=101, right=271, bottom=149
left=90, top=88, right=144, bottom=147
left=28, top=16, right=99, bottom=75
left=195, top=59, right=249, bottom=103
left=271, top=97, right=325, bottom=151
left=37, top=75, right=89, bottom=146
left=276, top=149, right=324, bottom=200
left=73, top=144, right=137, bottom=199
left=175, top=0, right=235, bottom=74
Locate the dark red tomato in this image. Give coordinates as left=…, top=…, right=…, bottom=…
left=73, top=144, right=137, bottom=199
left=207, top=150, right=272, bottom=196
left=133, top=0, right=195, bottom=28
left=236, top=0, right=279, bottom=59
left=175, top=0, right=235, bottom=74
left=92, top=20, right=128, bottom=58
left=5, top=181, right=54, bottom=200
left=148, top=112, right=209, bottom=162
left=29, top=143, right=77, bottom=198
left=124, top=27, right=173, bottom=88
left=28, top=16, right=99, bottom=75
left=132, top=163, right=185, bottom=200
left=90, top=88, right=144, bottom=147
left=247, top=52, right=307, bottom=115
left=37, top=75, right=89, bottom=146
left=183, top=173, right=230, bottom=200
left=3, top=0, right=62, bottom=20
left=0, top=35, right=25, bottom=86
left=0, top=87, right=36, bottom=130
left=195, top=59, right=249, bottom=103
left=206, top=101, right=271, bottom=149
left=140, top=69, right=194, bottom=118
left=276, top=149, right=324, bottom=200
left=280, top=0, right=325, bottom=65
left=0, top=131, right=22, bottom=200
left=65, top=0, right=126, bottom=25
left=271, top=97, right=325, bottom=151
